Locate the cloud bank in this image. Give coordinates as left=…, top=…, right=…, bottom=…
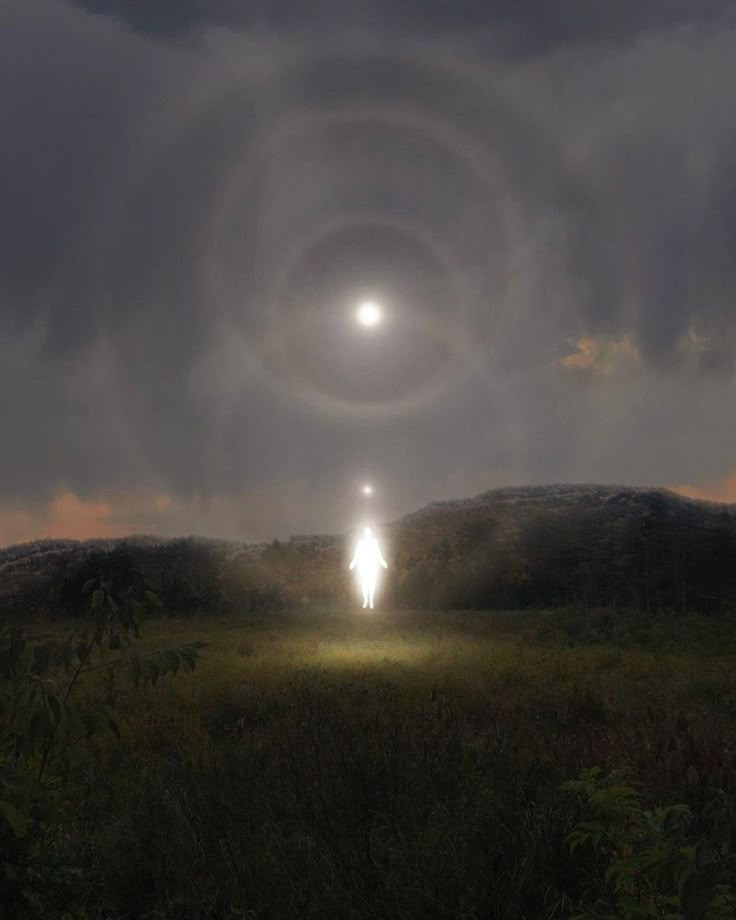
left=2, top=0, right=736, bottom=543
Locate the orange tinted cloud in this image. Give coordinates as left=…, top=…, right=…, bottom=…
left=0, top=490, right=178, bottom=547
left=673, top=472, right=736, bottom=504
left=46, top=492, right=119, bottom=540
left=153, top=494, right=176, bottom=513
left=0, top=508, right=35, bottom=549
left=0, top=481, right=320, bottom=548
left=560, top=335, right=640, bottom=376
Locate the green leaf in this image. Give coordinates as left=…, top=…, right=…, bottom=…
left=104, top=708, right=120, bottom=739
left=127, top=658, right=141, bottom=688
left=81, top=712, right=97, bottom=739
left=161, top=649, right=180, bottom=675
left=31, top=642, right=52, bottom=675
left=567, top=820, right=606, bottom=852
left=179, top=646, right=199, bottom=670
left=141, top=660, right=160, bottom=686
left=62, top=640, right=74, bottom=669
left=9, top=632, right=25, bottom=662
left=0, top=800, right=30, bottom=838
left=695, top=839, right=714, bottom=868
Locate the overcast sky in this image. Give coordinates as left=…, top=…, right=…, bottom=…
left=2, top=0, right=736, bottom=545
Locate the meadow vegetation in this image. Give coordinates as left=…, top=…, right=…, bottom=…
left=2, top=602, right=735, bottom=919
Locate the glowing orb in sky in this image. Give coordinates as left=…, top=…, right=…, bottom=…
left=362, top=483, right=374, bottom=495
left=356, top=300, right=382, bottom=327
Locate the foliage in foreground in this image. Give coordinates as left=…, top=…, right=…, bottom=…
left=0, top=607, right=735, bottom=918
left=0, top=570, right=205, bottom=915
left=563, top=768, right=735, bottom=919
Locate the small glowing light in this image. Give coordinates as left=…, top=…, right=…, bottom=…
left=362, top=484, right=374, bottom=496
left=356, top=301, right=382, bottom=327
left=349, top=526, right=388, bottom=609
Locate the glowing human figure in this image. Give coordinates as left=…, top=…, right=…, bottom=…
left=349, top=526, right=388, bottom=608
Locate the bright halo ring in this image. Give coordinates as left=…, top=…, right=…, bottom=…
left=249, top=213, right=477, bottom=419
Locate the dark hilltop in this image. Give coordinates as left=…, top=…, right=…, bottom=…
left=3, top=484, right=735, bottom=619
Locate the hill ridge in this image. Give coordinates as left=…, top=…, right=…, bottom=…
left=1, top=482, right=732, bottom=563
left=2, top=483, right=735, bottom=615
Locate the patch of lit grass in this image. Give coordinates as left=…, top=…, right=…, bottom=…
left=30, top=606, right=736, bottom=919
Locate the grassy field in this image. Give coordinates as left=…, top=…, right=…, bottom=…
left=5, top=607, right=736, bottom=918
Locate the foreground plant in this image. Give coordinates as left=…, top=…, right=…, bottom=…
left=0, top=570, right=205, bottom=914
left=562, top=767, right=735, bottom=920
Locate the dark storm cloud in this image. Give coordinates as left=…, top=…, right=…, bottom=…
left=2, top=0, right=736, bottom=544
left=71, top=0, right=733, bottom=51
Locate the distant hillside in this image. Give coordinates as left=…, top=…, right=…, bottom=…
left=2, top=484, right=735, bottom=616
left=386, top=484, right=736, bottom=611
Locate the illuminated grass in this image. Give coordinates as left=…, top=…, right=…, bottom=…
left=37, top=607, right=736, bottom=919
